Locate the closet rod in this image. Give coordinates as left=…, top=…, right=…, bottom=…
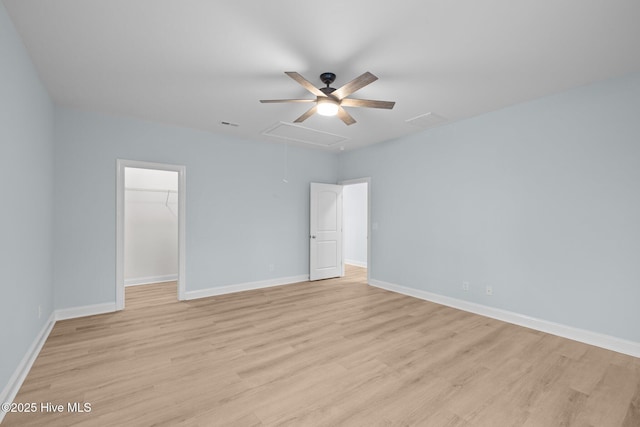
left=125, top=187, right=178, bottom=194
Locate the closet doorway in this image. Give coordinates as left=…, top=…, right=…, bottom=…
left=340, top=178, right=370, bottom=283
left=116, top=160, right=186, bottom=310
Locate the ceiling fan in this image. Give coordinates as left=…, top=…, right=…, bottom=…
left=260, top=71, right=395, bottom=125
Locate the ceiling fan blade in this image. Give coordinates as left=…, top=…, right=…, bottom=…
left=285, top=72, right=325, bottom=97
left=293, top=105, right=318, bottom=123
left=331, top=72, right=378, bottom=100
left=337, top=106, right=356, bottom=126
left=260, top=99, right=316, bottom=103
left=340, top=98, right=395, bottom=109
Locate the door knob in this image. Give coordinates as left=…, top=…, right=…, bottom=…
left=310, top=235, right=316, bottom=239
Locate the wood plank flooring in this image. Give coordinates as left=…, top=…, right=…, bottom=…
left=4, top=266, right=640, bottom=426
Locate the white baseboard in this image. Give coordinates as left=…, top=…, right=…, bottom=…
left=369, top=279, right=640, bottom=359
left=55, top=302, right=117, bottom=321
left=0, top=312, right=55, bottom=424
left=184, top=274, right=309, bottom=300
left=345, top=259, right=368, bottom=268
left=1, top=274, right=305, bottom=415
left=125, top=274, right=178, bottom=287
left=1, top=301, right=120, bottom=422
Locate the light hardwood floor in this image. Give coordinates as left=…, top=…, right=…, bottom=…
left=4, top=266, right=640, bottom=426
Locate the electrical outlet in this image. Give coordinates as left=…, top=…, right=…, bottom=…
left=462, top=281, right=470, bottom=291
left=485, top=286, right=493, bottom=296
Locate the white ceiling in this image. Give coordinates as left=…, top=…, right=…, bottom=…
left=5, top=0, right=640, bottom=151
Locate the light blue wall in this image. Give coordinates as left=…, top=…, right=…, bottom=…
left=53, top=107, right=338, bottom=309
left=339, top=72, right=640, bottom=342
left=0, top=2, right=54, bottom=395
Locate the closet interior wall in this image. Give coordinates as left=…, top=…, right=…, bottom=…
left=124, top=168, right=179, bottom=286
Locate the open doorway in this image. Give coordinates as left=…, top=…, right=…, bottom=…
left=124, top=167, right=178, bottom=308
left=116, top=160, right=186, bottom=310
left=341, top=178, right=370, bottom=283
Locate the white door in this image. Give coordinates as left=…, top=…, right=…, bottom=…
left=310, top=183, right=343, bottom=281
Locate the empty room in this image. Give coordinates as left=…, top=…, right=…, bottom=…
left=1, top=1, right=639, bottom=426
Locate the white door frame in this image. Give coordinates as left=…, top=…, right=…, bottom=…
left=116, top=159, right=186, bottom=310
left=339, top=177, right=371, bottom=284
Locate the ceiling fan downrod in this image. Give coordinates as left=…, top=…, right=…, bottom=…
left=319, top=72, right=336, bottom=95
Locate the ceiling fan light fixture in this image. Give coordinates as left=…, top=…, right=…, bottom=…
left=316, top=97, right=339, bottom=117
left=260, top=71, right=394, bottom=125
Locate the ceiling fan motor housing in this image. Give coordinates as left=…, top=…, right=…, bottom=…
left=320, top=87, right=336, bottom=95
